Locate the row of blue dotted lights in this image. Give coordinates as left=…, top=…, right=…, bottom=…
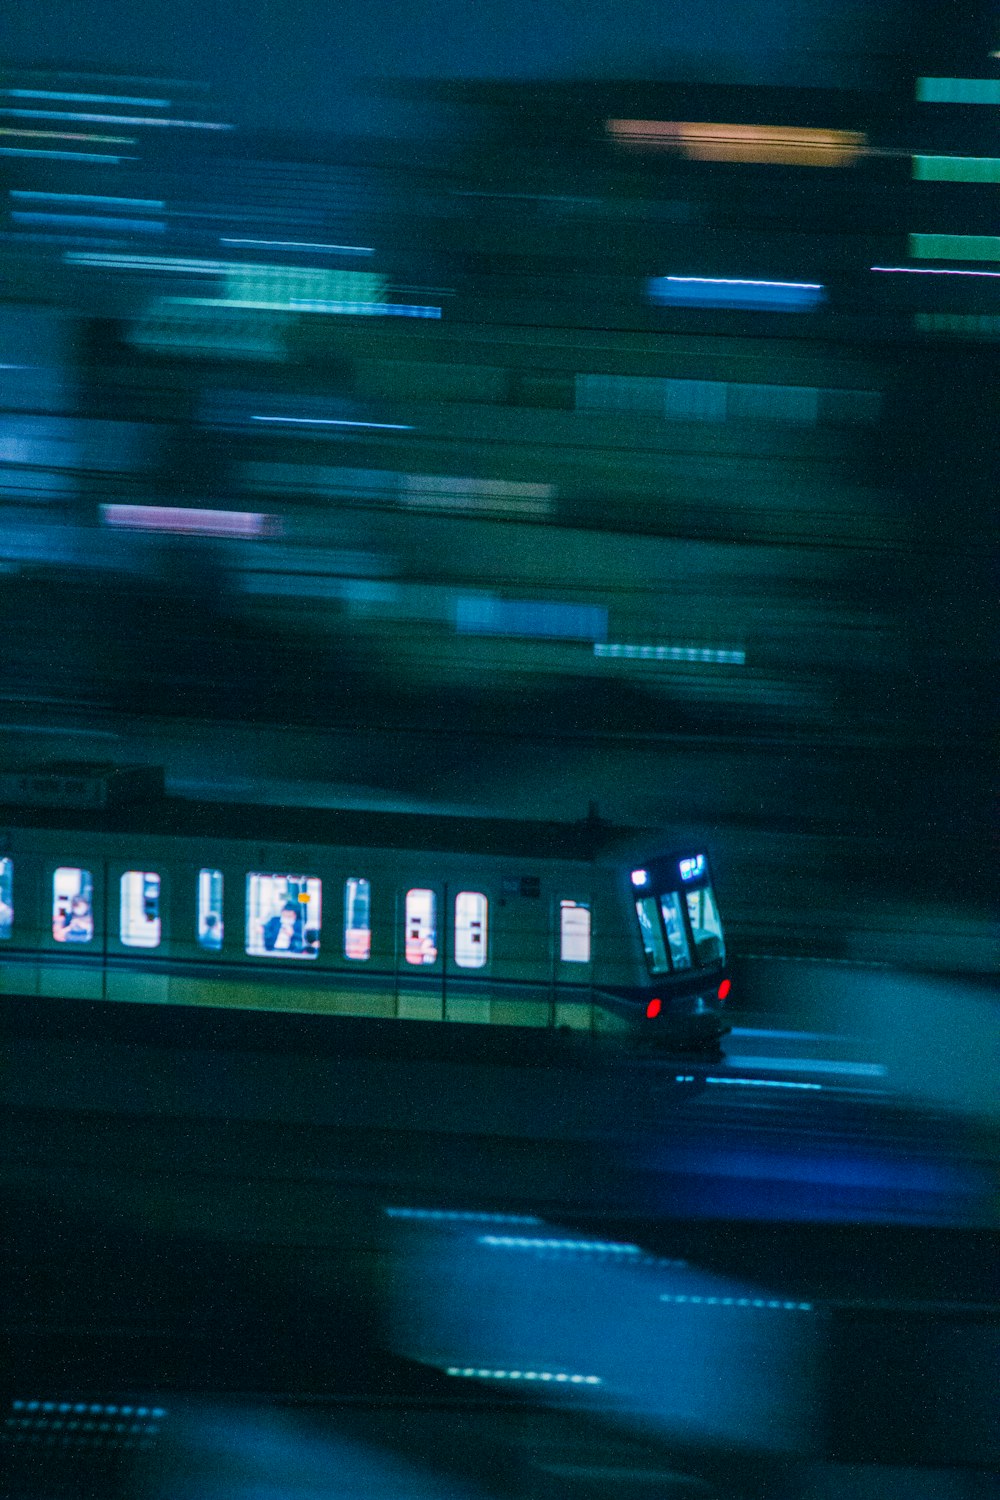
left=6, top=1400, right=166, bottom=1444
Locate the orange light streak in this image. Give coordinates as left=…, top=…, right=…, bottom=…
left=607, top=120, right=865, bottom=166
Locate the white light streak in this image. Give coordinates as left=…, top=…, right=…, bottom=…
left=221, top=237, right=375, bottom=254
left=871, top=265, right=1000, bottom=278
left=250, top=416, right=413, bottom=430
left=664, top=276, right=822, bottom=289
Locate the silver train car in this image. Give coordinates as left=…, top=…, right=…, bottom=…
left=0, top=764, right=731, bottom=1052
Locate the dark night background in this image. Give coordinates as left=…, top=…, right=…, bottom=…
left=0, top=0, right=997, bottom=1496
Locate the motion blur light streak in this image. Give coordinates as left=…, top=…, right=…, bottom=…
left=5, top=90, right=171, bottom=106
left=913, top=156, right=1000, bottom=182
left=456, top=596, right=608, bottom=641
left=917, top=76, right=1000, bottom=103
left=0, top=129, right=135, bottom=143
left=649, top=276, right=824, bottom=310
left=221, top=237, right=375, bottom=254
left=706, top=1076, right=823, bottom=1091
left=0, top=147, right=131, bottom=160
left=101, top=504, right=279, bottom=537
left=14, top=212, right=165, bottom=232
left=479, top=1236, right=642, bottom=1254
left=1, top=109, right=231, bottom=129
left=445, top=1368, right=602, bottom=1384
left=595, top=645, right=746, bottom=664
left=872, top=265, right=1000, bottom=277
left=250, top=415, right=413, bottom=430
left=730, top=1057, right=887, bottom=1077
left=607, top=120, right=865, bottom=166
left=658, top=1296, right=813, bottom=1311
left=13, top=190, right=165, bottom=207
left=909, top=233, right=1000, bottom=261
left=384, top=1208, right=542, bottom=1223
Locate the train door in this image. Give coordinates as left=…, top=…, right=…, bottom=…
left=445, top=884, right=492, bottom=1024
left=553, top=891, right=593, bottom=1029
left=395, top=881, right=444, bottom=1021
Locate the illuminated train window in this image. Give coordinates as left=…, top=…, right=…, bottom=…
left=121, top=871, right=161, bottom=948
left=246, top=873, right=321, bottom=959
left=560, top=900, right=591, bottom=963
left=53, top=867, right=94, bottom=944
left=454, top=891, right=488, bottom=968
left=405, top=888, right=437, bottom=965
left=635, top=895, right=670, bottom=974
left=686, top=885, right=725, bottom=965
left=659, top=891, right=691, bottom=970
left=198, top=868, right=224, bottom=951
left=0, top=858, right=11, bottom=939
left=344, top=878, right=371, bottom=960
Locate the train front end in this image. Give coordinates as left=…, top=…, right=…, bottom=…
left=603, top=849, right=731, bottom=1053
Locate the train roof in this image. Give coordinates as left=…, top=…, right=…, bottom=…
left=0, top=784, right=665, bottom=865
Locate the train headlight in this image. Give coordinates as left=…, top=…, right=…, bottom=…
left=631, top=869, right=648, bottom=887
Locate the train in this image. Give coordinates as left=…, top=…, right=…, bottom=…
left=0, top=763, right=731, bottom=1052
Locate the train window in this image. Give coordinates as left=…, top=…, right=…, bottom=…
left=659, top=892, right=691, bottom=970
left=454, top=891, right=488, bottom=968
left=686, top=885, right=725, bottom=966
left=0, top=858, right=11, bottom=939
left=53, top=867, right=94, bottom=944
left=560, top=899, right=591, bottom=963
left=120, top=871, right=161, bottom=948
left=246, top=873, right=321, bottom=959
left=405, top=888, right=437, bottom=965
left=635, top=896, right=670, bottom=974
left=198, top=868, right=224, bottom=951
left=344, top=878, right=371, bottom=960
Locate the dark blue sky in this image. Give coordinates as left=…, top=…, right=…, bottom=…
left=1, top=0, right=959, bottom=135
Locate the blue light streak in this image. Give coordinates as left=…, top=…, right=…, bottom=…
left=659, top=1295, right=813, bottom=1311
left=649, top=276, right=824, bottom=311
left=705, top=1075, right=823, bottom=1091
left=2, top=109, right=230, bottom=129
left=480, top=1235, right=641, bottom=1254
left=13, top=190, right=164, bottom=208
left=730, top=1057, right=887, bottom=1078
left=0, top=148, right=129, bottom=162
left=385, top=1207, right=542, bottom=1223
left=14, top=212, right=164, bottom=233
left=5, top=90, right=170, bottom=106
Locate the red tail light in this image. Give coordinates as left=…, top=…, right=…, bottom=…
left=646, top=997, right=662, bottom=1019
left=717, top=979, right=731, bottom=1001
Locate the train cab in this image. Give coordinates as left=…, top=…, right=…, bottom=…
left=596, top=848, right=731, bottom=1051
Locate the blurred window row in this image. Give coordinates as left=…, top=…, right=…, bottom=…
left=0, top=859, right=592, bottom=965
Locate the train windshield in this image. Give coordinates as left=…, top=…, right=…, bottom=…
left=634, top=859, right=725, bottom=975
